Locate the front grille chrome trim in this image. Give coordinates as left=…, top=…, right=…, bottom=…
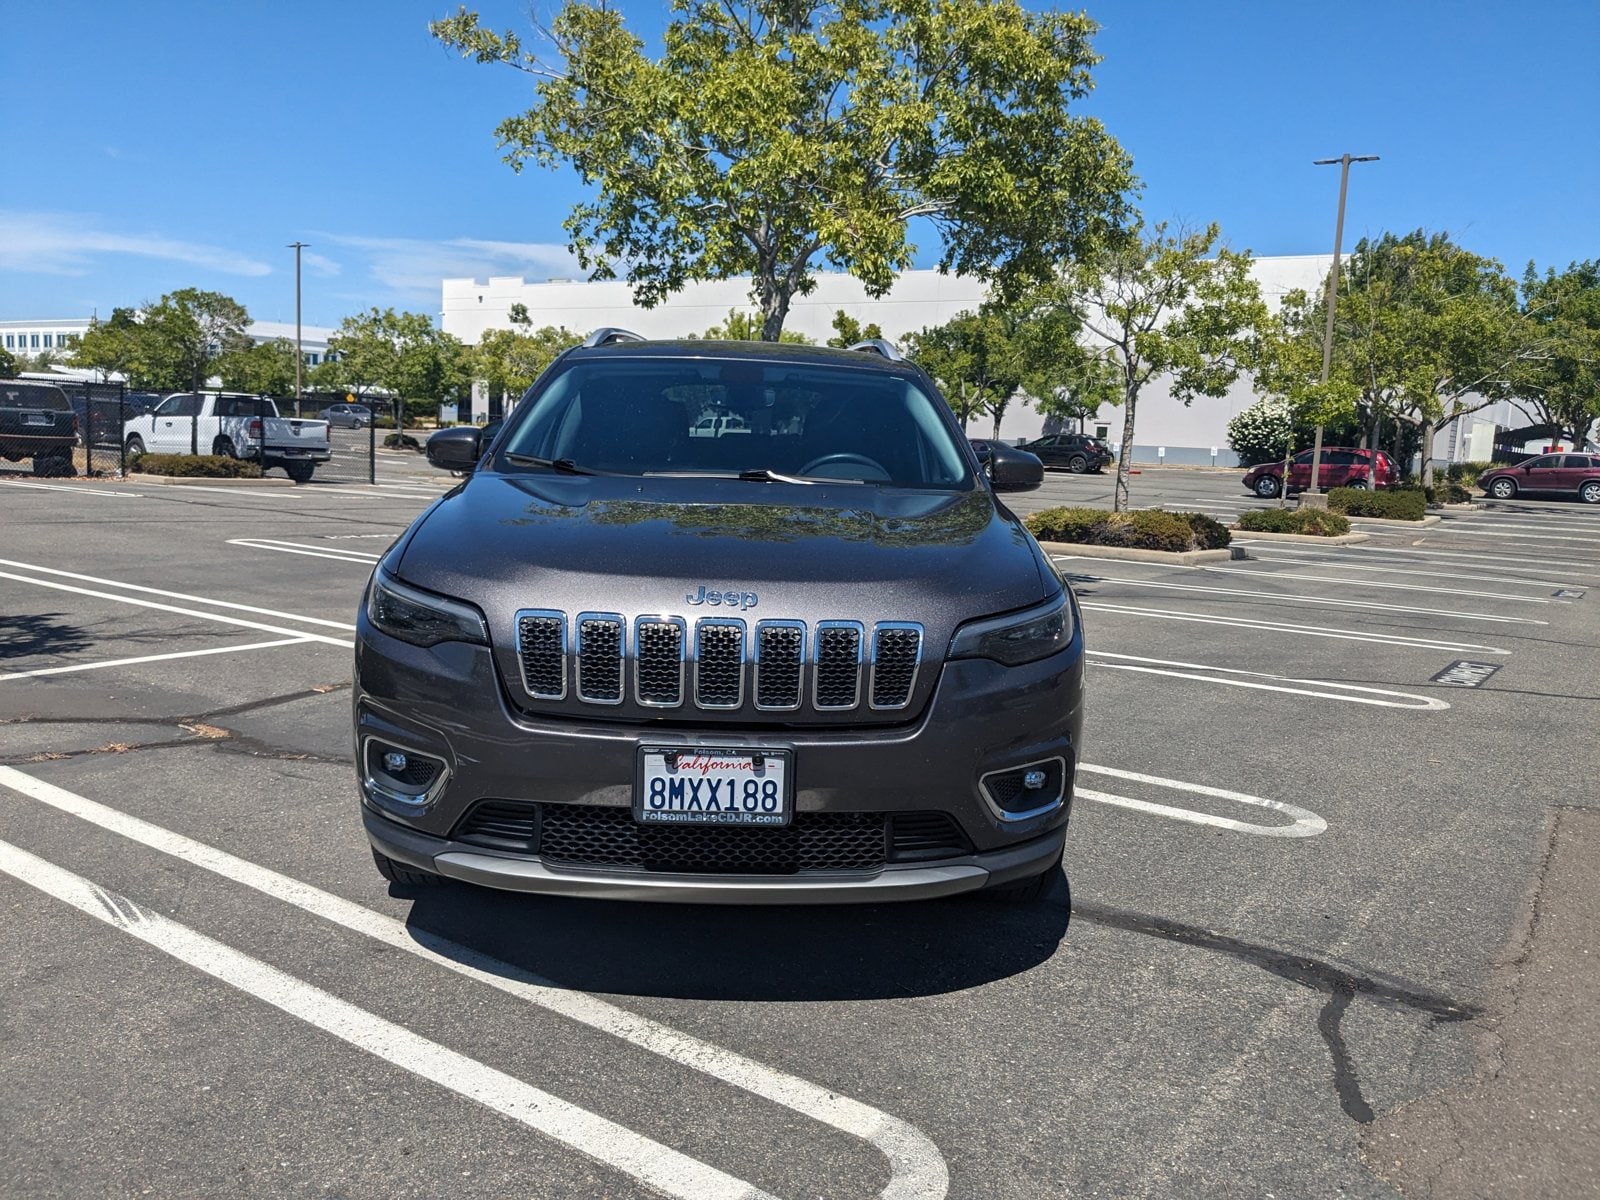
left=574, top=611, right=625, bottom=705
left=633, top=615, right=687, bottom=707
left=868, top=621, right=924, bottom=711
left=753, top=619, right=806, bottom=711
left=812, top=620, right=865, bottom=711
left=514, top=608, right=568, bottom=700
left=693, top=618, right=747, bottom=710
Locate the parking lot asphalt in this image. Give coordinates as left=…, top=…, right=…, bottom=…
left=2, top=463, right=1597, bottom=1198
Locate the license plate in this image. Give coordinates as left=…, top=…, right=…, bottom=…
left=635, top=747, right=791, bottom=826
left=24, top=414, right=51, bottom=426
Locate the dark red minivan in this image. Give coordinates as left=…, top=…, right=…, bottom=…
left=1241, top=448, right=1396, bottom=499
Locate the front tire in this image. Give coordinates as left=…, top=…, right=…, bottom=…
left=982, top=857, right=1067, bottom=905
left=125, top=435, right=146, bottom=459
left=1254, top=475, right=1282, bottom=498
left=1580, top=481, right=1600, bottom=505
left=32, top=451, right=75, bottom=478
left=1345, top=478, right=1369, bottom=491
left=284, top=461, right=315, bottom=484
left=1067, top=454, right=1089, bottom=474
left=1489, top=478, right=1517, bottom=499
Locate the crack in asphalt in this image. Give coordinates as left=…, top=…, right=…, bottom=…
left=1069, top=900, right=1483, bottom=1125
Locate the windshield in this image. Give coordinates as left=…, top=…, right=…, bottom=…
left=495, top=359, right=971, bottom=488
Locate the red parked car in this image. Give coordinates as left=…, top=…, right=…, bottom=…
left=1479, top=454, right=1600, bottom=504
left=1240, top=448, right=1397, bottom=499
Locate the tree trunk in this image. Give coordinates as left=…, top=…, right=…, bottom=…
left=1420, top=419, right=1437, bottom=488
left=1113, top=383, right=1138, bottom=512
left=757, top=274, right=792, bottom=343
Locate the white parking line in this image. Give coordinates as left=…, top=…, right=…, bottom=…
left=1085, top=651, right=1450, bottom=710
left=1314, top=545, right=1600, bottom=575
left=1055, top=565, right=1548, bottom=625
left=0, top=637, right=314, bottom=681
left=0, top=767, right=950, bottom=1200
left=1197, top=565, right=1562, bottom=605
left=0, top=480, right=143, bottom=498
left=0, top=837, right=770, bottom=1200
left=150, top=484, right=311, bottom=499
left=1078, top=601, right=1511, bottom=655
left=1239, top=547, right=1586, bottom=589
left=0, top=559, right=358, bottom=632
left=1425, top=527, right=1600, bottom=543
left=0, top=570, right=354, bottom=648
left=228, top=538, right=383, bottom=564
left=1076, top=764, right=1327, bottom=838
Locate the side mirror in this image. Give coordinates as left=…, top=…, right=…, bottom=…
left=426, top=426, right=483, bottom=472
left=989, top=447, right=1045, bottom=493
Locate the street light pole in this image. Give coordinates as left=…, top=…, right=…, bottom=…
left=288, top=241, right=309, bottom=416
left=1305, top=154, right=1378, bottom=501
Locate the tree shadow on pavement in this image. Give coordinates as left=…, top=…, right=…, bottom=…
left=0, top=613, right=93, bottom=665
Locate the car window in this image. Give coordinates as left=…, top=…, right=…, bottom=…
left=1523, top=456, right=1558, bottom=469
left=156, top=396, right=200, bottom=417
left=0, top=383, right=71, bottom=411
left=499, top=359, right=972, bottom=488
left=1561, top=455, right=1589, bottom=468
left=1293, top=451, right=1312, bottom=464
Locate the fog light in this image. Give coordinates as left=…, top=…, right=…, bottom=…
left=383, top=751, right=409, bottom=773
left=1022, top=769, right=1047, bottom=790
left=979, top=757, right=1068, bottom=822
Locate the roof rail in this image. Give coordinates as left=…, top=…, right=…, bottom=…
left=582, top=327, right=646, bottom=348
left=845, top=338, right=905, bottom=362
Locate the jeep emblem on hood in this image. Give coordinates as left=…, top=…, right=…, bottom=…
left=687, top=585, right=759, bottom=610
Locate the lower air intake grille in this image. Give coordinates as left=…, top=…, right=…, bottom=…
left=888, top=812, right=971, bottom=861
left=454, top=801, right=539, bottom=853
left=539, top=805, right=887, bottom=874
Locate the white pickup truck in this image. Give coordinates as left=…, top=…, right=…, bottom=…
left=123, top=393, right=332, bottom=482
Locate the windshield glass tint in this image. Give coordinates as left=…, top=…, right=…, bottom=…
left=497, top=359, right=971, bottom=487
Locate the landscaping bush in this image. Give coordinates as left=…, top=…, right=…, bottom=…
left=1425, top=482, right=1473, bottom=505
left=1447, top=461, right=1494, bottom=489
left=1024, top=507, right=1229, bottom=552
left=129, top=453, right=262, bottom=479
left=383, top=433, right=422, bottom=451
left=1328, top=487, right=1427, bottom=520
left=1236, top=508, right=1351, bottom=536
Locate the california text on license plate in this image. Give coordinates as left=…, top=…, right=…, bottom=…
left=635, top=748, right=792, bottom=826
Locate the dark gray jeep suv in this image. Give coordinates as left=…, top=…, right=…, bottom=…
left=355, top=332, right=1084, bottom=903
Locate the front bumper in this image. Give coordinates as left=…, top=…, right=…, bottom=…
left=354, top=605, right=1085, bottom=903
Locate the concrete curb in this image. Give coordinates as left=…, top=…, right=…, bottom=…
left=1341, top=513, right=1441, bottom=527
left=1038, top=541, right=1238, bottom=565
left=130, top=475, right=298, bottom=488
left=1229, top=530, right=1372, bottom=545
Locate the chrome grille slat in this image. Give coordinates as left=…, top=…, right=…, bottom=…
left=694, top=618, right=746, bottom=709
left=634, top=616, right=687, bottom=707
left=869, top=623, right=922, bottom=710
left=575, top=612, right=624, bottom=704
left=754, top=620, right=805, bottom=711
left=813, top=621, right=864, bottom=710
left=516, top=609, right=567, bottom=699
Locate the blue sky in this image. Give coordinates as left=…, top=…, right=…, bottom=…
left=2, top=0, right=1595, bottom=329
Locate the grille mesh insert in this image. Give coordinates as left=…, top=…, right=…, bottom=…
left=755, top=623, right=804, bottom=709
left=694, top=622, right=745, bottom=707
left=814, top=624, right=863, bottom=709
left=871, top=627, right=921, bottom=709
left=577, top=616, right=623, bottom=702
left=518, top=614, right=565, bottom=698
left=636, top=620, right=685, bottom=705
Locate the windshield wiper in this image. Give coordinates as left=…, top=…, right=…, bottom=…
left=638, top=468, right=818, bottom=484
left=504, top=454, right=601, bottom=476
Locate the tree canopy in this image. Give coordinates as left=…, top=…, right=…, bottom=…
left=1054, top=222, right=1268, bottom=510
left=432, top=0, right=1134, bottom=340
left=314, top=308, right=472, bottom=419
left=474, top=322, right=582, bottom=405
left=1507, top=259, right=1600, bottom=449
left=138, top=288, right=252, bottom=392
left=218, top=338, right=299, bottom=396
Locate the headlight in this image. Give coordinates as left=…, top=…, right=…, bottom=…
left=949, top=591, right=1074, bottom=666
left=367, top=569, right=489, bottom=648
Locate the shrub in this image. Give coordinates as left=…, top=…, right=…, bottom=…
left=1447, top=461, right=1494, bottom=488
left=1024, top=507, right=1229, bottom=552
left=1328, top=487, right=1427, bottom=520
left=129, top=453, right=263, bottom=478
left=1236, top=508, right=1351, bottom=536
left=1226, top=397, right=1296, bottom=466
left=383, top=433, right=422, bottom=451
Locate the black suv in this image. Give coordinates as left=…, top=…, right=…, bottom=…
left=0, top=380, right=78, bottom=476
left=357, top=333, right=1084, bottom=904
left=1020, top=432, right=1112, bottom=473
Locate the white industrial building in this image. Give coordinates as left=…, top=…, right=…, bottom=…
left=0, top=317, right=336, bottom=382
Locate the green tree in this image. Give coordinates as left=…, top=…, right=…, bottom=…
left=1507, top=260, right=1600, bottom=449
left=904, top=309, right=1019, bottom=431
left=825, top=310, right=884, bottom=348
left=1316, top=232, right=1523, bottom=486
left=139, top=288, right=252, bottom=393
left=1056, top=222, right=1269, bottom=510
left=432, top=0, right=1134, bottom=340
left=474, top=324, right=582, bottom=410
left=72, top=308, right=147, bottom=384
left=318, top=309, right=472, bottom=425
left=218, top=338, right=299, bottom=396
left=0, top=344, right=16, bottom=377
left=692, top=309, right=814, bottom=343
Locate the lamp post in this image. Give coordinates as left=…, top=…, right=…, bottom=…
left=288, top=241, right=309, bottom=416
left=1304, top=154, right=1378, bottom=503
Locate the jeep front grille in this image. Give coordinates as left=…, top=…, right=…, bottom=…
left=511, top=613, right=922, bottom=715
